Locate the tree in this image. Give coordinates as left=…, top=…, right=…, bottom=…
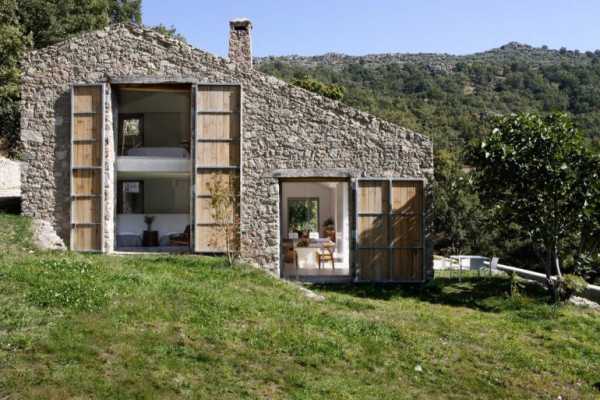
left=432, top=149, right=487, bottom=255
left=0, top=0, right=31, bottom=155
left=468, top=113, right=600, bottom=298
left=16, top=0, right=142, bottom=49
left=206, top=173, right=240, bottom=266
left=291, top=76, right=344, bottom=100
left=0, top=0, right=142, bottom=155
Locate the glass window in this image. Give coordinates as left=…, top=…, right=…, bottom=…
left=288, top=198, right=319, bottom=234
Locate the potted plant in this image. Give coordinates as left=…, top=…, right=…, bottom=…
left=144, top=215, right=155, bottom=232
left=142, top=215, right=157, bottom=247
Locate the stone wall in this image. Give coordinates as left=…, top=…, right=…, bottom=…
left=20, top=24, right=433, bottom=275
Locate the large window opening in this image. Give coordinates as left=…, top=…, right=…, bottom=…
left=113, top=84, right=192, bottom=252
left=281, top=180, right=351, bottom=280
left=115, top=85, right=191, bottom=158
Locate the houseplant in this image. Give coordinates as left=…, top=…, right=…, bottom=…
left=144, top=215, right=155, bottom=232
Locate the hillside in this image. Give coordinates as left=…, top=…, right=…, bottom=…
left=1, top=213, right=600, bottom=398
left=256, top=43, right=600, bottom=150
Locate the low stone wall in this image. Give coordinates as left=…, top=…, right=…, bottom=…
left=0, top=157, right=21, bottom=198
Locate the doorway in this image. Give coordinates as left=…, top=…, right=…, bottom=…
left=280, top=179, right=351, bottom=280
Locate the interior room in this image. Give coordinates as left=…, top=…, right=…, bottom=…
left=115, top=177, right=191, bottom=251
left=280, top=180, right=350, bottom=279
left=115, top=85, right=191, bottom=158
left=113, top=84, right=192, bottom=252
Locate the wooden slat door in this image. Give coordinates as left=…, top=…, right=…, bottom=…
left=194, top=85, right=240, bottom=252
left=70, top=85, right=104, bottom=251
left=356, top=180, right=423, bottom=282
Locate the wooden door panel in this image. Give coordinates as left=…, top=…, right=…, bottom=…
left=194, top=85, right=240, bottom=253
left=356, top=180, right=423, bottom=282
left=71, top=85, right=103, bottom=252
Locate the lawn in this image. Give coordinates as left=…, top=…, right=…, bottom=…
left=1, top=214, right=599, bottom=399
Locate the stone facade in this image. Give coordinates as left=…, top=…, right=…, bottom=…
left=20, top=23, right=434, bottom=276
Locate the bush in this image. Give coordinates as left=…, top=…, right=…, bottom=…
left=291, top=77, right=344, bottom=100
left=557, top=274, right=588, bottom=301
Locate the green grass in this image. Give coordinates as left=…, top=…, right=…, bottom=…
left=1, top=214, right=599, bottom=399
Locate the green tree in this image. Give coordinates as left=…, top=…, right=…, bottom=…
left=468, top=113, right=600, bottom=298
left=0, top=0, right=142, bottom=155
left=291, top=76, right=344, bottom=100
left=0, top=0, right=30, bottom=154
left=17, top=0, right=141, bottom=49
left=432, top=149, right=487, bottom=255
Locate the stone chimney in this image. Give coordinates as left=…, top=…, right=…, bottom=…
left=228, top=18, right=253, bottom=68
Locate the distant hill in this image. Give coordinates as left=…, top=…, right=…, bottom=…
left=256, top=43, right=600, bottom=151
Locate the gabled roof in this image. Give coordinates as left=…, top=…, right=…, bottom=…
left=23, top=23, right=432, bottom=147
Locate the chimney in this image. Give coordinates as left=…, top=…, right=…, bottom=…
left=229, top=18, right=253, bottom=68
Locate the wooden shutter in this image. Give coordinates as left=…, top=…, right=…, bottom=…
left=193, top=85, right=240, bottom=252
left=70, top=85, right=104, bottom=251
left=356, top=179, right=423, bottom=282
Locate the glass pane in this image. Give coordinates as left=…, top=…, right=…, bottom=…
left=288, top=198, right=319, bottom=234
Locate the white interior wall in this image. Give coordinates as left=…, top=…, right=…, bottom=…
left=335, top=182, right=350, bottom=263
left=117, top=214, right=189, bottom=238
left=281, top=181, right=350, bottom=266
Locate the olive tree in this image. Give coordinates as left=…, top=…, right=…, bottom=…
left=468, top=113, right=600, bottom=298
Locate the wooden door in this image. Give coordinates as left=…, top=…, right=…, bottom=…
left=194, top=85, right=240, bottom=252
left=70, top=85, right=104, bottom=251
left=356, top=179, right=423, bottom=281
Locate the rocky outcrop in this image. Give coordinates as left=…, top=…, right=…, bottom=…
left=31, top=219, right=66, bottom=250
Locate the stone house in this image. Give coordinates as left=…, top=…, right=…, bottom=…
left=20, top=19, right=434, bottom=282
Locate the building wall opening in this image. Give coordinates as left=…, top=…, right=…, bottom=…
left=280, top=180, right=351, bottom=280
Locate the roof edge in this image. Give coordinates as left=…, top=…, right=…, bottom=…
left=24, top=24, right=432, bottom=147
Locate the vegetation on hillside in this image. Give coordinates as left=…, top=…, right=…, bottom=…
left=258, top=46, right=600, bottom=279
left=257, top=45, right=600, bottom=151
left=1, top=213, right=600, bottom=399
left=468, top=113, right=600, bottom=294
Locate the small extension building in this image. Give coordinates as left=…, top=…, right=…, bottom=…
left=20, top=19, right=434, bottom=282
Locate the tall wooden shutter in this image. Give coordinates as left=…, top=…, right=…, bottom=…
left=70, top=85, right=104, bottom=251
left=193, top=85, right=241, bottom=252
left=356, top=180, right=423, bottom=282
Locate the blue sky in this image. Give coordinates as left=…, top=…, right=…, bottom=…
left=142, top=0, right=599, bottom=57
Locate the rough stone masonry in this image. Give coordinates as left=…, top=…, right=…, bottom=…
left=19, top=22, right=434, bottom=275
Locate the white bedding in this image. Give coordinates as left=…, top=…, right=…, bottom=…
left=127, top=147, right=189, bottom=158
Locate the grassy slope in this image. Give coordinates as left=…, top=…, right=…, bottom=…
left=1, top=214, right=599, bottom=399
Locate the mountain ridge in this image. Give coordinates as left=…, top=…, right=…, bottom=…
left=255, top=42, right=600, bottom=70
left=256, top=42, right=600, bottom=150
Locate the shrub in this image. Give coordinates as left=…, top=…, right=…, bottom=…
left=557, top=274, right=588, bottom=301
left=291, top=77, right=344, bottom=100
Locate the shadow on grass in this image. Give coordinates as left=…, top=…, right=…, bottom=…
left=313, top=276, right=551, bottom=313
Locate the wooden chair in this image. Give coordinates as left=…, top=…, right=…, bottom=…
left=169, top=225, right=190, bottom=246
left=317, top=242, right=336, bottom=270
